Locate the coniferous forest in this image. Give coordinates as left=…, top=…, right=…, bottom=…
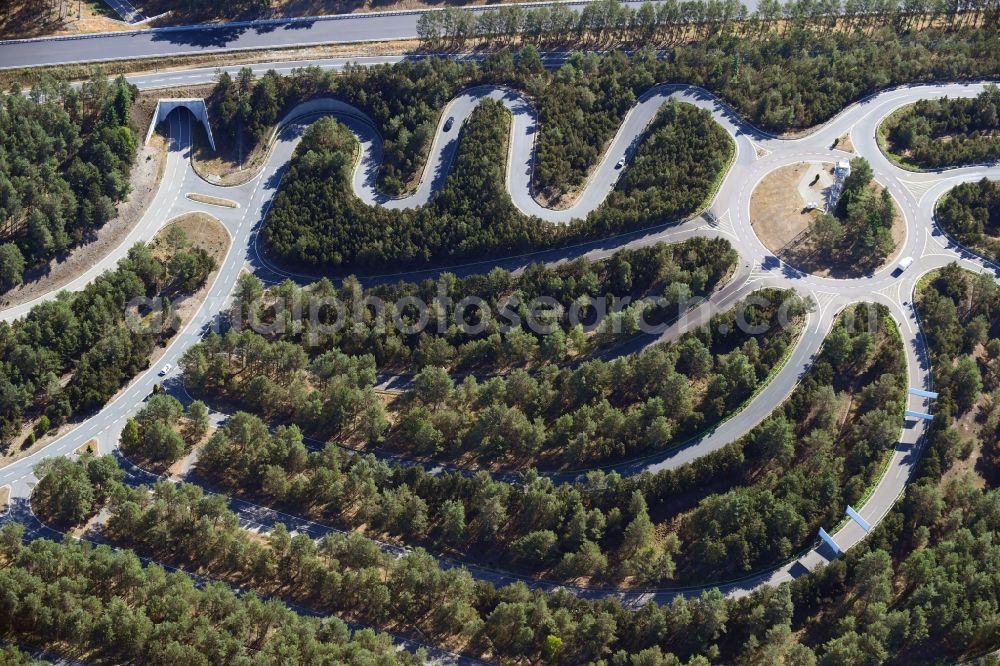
left=3, top=6, right=1000, bottom=666
left=0, top=239, right=215, bottom=449
left=884, top=84, right=1000, bottom=169
left=0, top=74, right=138, bottom=292
left=807, top=157, right=898, bottom=270
left=263, top=98, right=731, bottom=272
left=936, top=178, right=1000, bottom=263
left=24, top=279, right=1000, bottom=664
left=202, top=25, right=1000, bottom=274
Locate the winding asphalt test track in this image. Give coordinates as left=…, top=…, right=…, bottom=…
left=2, top=60, right=999, bottom=618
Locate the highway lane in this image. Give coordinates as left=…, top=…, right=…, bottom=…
left=1, top=71, right=999, bottom=606
left=0, top=0, right=767, bottom=70
left=0, top=10, right=433, bottom=69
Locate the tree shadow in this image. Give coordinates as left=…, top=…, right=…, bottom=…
left=149, top=23, right=251, bottom=48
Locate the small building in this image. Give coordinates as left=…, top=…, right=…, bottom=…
left=835, top=160, right=851, bottom=178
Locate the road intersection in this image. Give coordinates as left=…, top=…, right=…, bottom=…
left=2, top=61, right=999, bottom=615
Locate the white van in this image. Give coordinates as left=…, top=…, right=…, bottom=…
left=896, top=256, right=914, bottom=273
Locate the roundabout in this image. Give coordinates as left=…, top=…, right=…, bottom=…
left=748, top=159, right=907, bottom=278
left=1, top=64, right=999, bottom=625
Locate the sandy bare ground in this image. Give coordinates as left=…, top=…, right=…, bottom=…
left=186, top=193, right=239, bottom=208
left=751, top=163, right=827, bottom=252
left=0, top=129, right=167, bottom=311
left=74, top=439, right=99, bottom=456
left=0, top=486, right=8, bottom=514
left=154, top=212, right=230, bottom=265
left=0, top=0, right=130, bottom=39
left=191, top=122, right=272, bottom=187
left=835, top=132, right=855, bottom=153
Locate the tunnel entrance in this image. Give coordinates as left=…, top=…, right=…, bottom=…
left=144, top=98, right=216, bottom=151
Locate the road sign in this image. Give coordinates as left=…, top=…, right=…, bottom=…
left=845, top=505, right=872, bottom=532
left=818, top=527, right=842, bottom=555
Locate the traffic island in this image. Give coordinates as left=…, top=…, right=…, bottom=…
left=751, top=159, right=905, bottom=278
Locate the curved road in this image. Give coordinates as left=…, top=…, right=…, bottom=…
left=2, top=65, right=999, bottom=611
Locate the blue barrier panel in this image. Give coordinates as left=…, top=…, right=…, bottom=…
left=908, top=388, right=939, bottom=399
left=904, top=409, right=934, bottom=421
left=845, top=505, right=872, bottom=533
left=818, top=527, right=842, bottom=555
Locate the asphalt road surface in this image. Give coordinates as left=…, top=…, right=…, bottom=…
left=0, top=0, right=769, bottom=70
left=1, top=59, right=998, bottom=611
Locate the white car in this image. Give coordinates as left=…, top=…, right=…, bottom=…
left=896, top=256, right=914, bottom=273
left=158, top=363, right=172, bottom=376
left=615, top=157, right=626, bottom=169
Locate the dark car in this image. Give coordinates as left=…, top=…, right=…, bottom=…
left=443, top=116, right=455, bottom=131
